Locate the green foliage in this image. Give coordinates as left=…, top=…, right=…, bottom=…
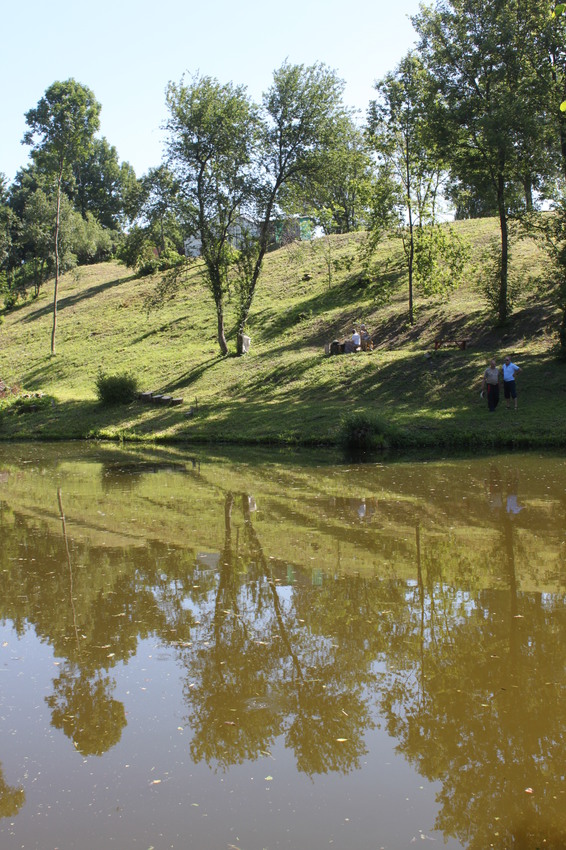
left=413, top=0, right=561, bottom=324
left=279, top=115, right=376, bottom=233
left=165, top=72, right=260, bottom=354
left=367, top=52, right=444, bottom=324
left=164, top=62, right=349, bottom=354
left=138, top=248, right=184, bottom=277
left=70, top=212, right=115, bottom=265
left=23, top=79, right=101, bottom=176
left=119, top=227, right=183, bottom=276
left=11, top=191, right=115, bottom=298
left=23, top=79, right=103, bottom=354
left=72, top=137, right=136, bottom=230
left=95, top=371, right=139, bottom=405
left=413, top=224, right=470, bottom=297
left=521, top=206, right=566, bottom=357
left=339, top=412, right=401, bottom=452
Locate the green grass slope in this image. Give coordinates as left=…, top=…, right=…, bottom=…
left=0, top=218, right=565, bottom=449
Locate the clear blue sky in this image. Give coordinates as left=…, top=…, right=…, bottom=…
left=1, top=0, right=422, bottom=184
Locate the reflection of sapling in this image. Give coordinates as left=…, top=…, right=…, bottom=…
left=46, top=670, right=127, bottom=756
left=0, top=767, right=25, bottom=818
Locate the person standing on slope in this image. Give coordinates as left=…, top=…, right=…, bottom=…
left=481, top=358, right=500, bottom=412
left=502, top=355, right=521, bottom=410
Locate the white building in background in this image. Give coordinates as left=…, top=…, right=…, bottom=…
left=184, top=215, right=312, bottom=258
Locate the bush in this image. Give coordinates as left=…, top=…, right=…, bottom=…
left=95, top=372, right=139, bottom=405
left=157, top=248, right=184, bottom=270
left=338, top=411, right=400, bottom=452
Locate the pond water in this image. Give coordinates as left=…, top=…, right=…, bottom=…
left=0, top=442, right=564, bottom=850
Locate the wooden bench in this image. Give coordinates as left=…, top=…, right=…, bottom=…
left=434, top=338, right=470, bottom=351
left=138, top=391, right=183, bottom=406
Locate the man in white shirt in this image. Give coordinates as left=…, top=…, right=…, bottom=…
left=502, top=356, right=521, bottom=410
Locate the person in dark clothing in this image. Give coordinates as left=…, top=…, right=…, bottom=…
left=481, top=358, right=500, bottom=412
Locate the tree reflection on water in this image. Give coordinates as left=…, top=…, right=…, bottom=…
left=0, top=446, right=564, bottom=848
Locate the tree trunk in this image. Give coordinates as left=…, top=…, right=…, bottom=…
left=522, top=175, right=533, bottom=212
left=216, top=305, right=228, bottom=356
left=405, top=141, right=414, bottom=326
left=559, top=110, right=566, bottom=181
left=559, top=297, right=566, bottom=359
left=51, top=165, right=64, bottom=355
left=497, top=174, right=509, bottom=326
left=408, top=230, right=414, bottom=326
left=235, top=188, right=279, bottom=355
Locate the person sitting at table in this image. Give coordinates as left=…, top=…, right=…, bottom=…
left=360, top=324, right=373, bottom=351
left=344, top=328, right=361, bottom=353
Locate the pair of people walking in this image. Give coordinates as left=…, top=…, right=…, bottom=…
left=481, top=356, right=521, bottom=412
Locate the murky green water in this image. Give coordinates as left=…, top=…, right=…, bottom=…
left=0, top=442, right=564, bottom=850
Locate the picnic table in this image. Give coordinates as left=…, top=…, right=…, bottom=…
left=434, top=338, right=470, bottom=351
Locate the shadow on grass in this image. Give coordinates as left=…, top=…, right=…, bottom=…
left=21, top=275, right=137, bottom=324
left=163, top=355, right=226, bottom=393
left=0, top=397, right=184, bottom=440
left=130, top=313, right=194, bottom=344
left=255, top=269, right=404, bottom=346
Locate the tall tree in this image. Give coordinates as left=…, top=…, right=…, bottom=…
left=23, top=79, right=100, bottom=353
left=233, top=62, right=348, bottom=352
left=413, top=0, right=553, bottom=324
left=139, top=165, right=183, bottom=253
left=165, top=74, right=259, bottom=355
left=368, top=53, right=445, bottom=325
left=165, top=63, right=348, bottom=356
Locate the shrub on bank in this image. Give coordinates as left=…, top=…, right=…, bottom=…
left=339, top=411, right=401, bottom=452
left=95, top=372, right=139, bottom=405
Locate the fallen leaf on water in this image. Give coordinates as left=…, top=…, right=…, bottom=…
left=525, top=787, right=534, bottom=794
left=224, top=721, right=236, bottom=726
left=151, top=779, right=161, bottom=785
left=264, top=775, right=273, bottom=781
left=336, top=738, right=348, bottom=742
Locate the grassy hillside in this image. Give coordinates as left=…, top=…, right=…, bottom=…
left=0, top=218, right=565, bottom=450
